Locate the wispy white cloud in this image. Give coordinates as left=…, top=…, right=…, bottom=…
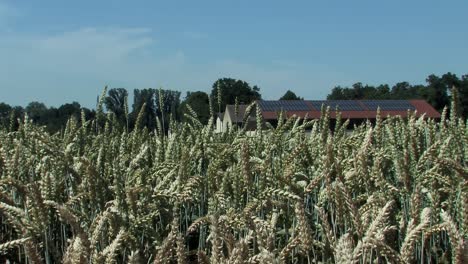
left=0, top=27, right=160, bottom=106
left=1, top=29, right=154, bottom=82
left=0, top=2, right=341, bottom=107
left=34, top=27, right=154, bottom=72
left=1, top=28, right=341, bottom=107
left=0, top=21, right=339, bottom=108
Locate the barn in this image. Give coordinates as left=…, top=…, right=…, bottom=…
left=216, top=99, right=440, bottom=132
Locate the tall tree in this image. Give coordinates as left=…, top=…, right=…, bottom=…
left=40, top=102, right=83, bottom=133
left=426, top=74, right=450, bottom=112
left=280, top=90, right=303, bottom=100
left=10, top=106, right=24, bottom=131
left=374, top=84, right=391, bottom=99
left=105, top=88, right=128, bottom=127
left=132, top=89, right=157, bottom=130
left=327, top=83, right=377, bottom=100
left=154, top=89, right=181, bottom=133
left=457, top=74, right=468, bottom=118
left=327, top=86, right=347, bottom=100
left=179, top=91, right=210, bottom=124
left=155, top=89, right=181, bottom=122
left=131, top=88, right=181, bottom=131
left=210, top=78, right=261, bottom=113
left=57, top=102, right=81, bottom=118
left=0, top=103, right=12, bottom=128
left=25, top=102, right=48, bottom=125
left=391, top=82, right=413, bottom=99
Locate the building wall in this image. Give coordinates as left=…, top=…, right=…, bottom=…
left=222, top=111, right=232, bottom=132
left=215, top=117, right=223, bottom=133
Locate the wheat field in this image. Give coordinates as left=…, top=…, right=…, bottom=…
left=0, top=96, right=466, bottom=263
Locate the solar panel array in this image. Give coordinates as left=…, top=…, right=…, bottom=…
left=362, top=100, right=415, bottom=111
left=258, top=100, right=309, bottom=111
left=309, top=100, right=362, bottom=111
left=257, top=100, right=416, bottom=112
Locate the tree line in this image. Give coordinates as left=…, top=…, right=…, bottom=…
left=0, top=78, right=263, bottom=133
left=0, top=72, right=466, bottom=133
left=327, top=73, right=468, bottom=116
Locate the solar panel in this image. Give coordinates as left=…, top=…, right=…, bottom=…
left=309, top=100, right=364, bottom=111
left=258, top=100, right=416, bottom=112
left=258, top=100, right=309, bottom=111
left=362, top=100, right=415, bottom=111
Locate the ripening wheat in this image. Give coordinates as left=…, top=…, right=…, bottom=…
left=0, top=94, right=466, bottom=264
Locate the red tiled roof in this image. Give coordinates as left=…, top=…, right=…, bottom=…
left=409, top=100, right=441, bottom=118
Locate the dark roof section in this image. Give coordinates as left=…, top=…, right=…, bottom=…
left=225, top=104, right=256, bottom=123
left=258, top=100, right=310, bottom=111
left=308, top=100, right=363, bottom=111
left=361, top=100, right=416, bottom=111
left=217, top=112, right=224, bottom=121
left=256, top=100, right=440, bottom=119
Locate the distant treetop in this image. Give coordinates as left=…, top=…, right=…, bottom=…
left=210, top=77, right=261, bottom=113
left=280, top=90, right=303, bottom=100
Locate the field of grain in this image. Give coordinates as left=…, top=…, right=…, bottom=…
left=0, top=101, right=466, bottom=263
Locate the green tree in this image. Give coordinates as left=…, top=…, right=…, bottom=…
left=425, top=74, right=450, bottom=112
left=155, top=89, right=181, bottom=122
left=374, top=84, right=391, bottom=99
left=391, top=82, right=413, bottom=99
left=132, top=88, right=157, bottom=130
left=179, top=91, right=210, bottom=124
left=131, top=88, right=181, bottom=131
left=280, top=90, right=303, bottom=100
left=57, top=102, right=81, bottom=119
left=25, top=102, right=48, bottom=125
left=326, top=73, right=466, bottom=115
left=105, top=88, right=129, bottom=127
left=154, top=89, right=181, bottom=133
left=0, top=103, right=12, bottom=128
left=39, top=102, right=83, bottom=133
left=327, top=86, right=347, bottom=100
left=328, top=83, right=374, bottom=100
left=10, top=106, right=24, bottom=131
left=457, top=74, right=468, bottom=118
left=210, top=78, right=261, bottom=113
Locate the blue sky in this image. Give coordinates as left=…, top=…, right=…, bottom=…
left=1, top=0, right=467, bottom=108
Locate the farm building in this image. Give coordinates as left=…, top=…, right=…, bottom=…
left=216, top=99, right=440, bottom=132
left=217, top=104, right=257, bottom=132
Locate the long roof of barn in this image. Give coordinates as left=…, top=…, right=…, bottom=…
left=254, top=99, right=440, bottom=119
